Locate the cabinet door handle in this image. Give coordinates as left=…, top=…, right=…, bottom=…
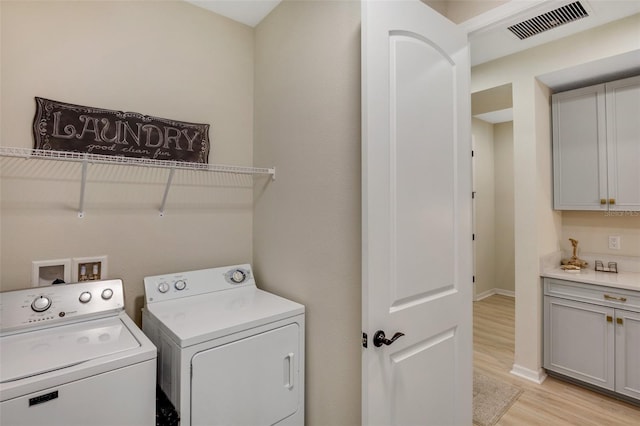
left=604, top=294, right=627, bottom=302
left=600, top=198, right=607, bottom=205
left=607, top=315, right=613, bottom=323
left=617, top=317, right=623, bottom=325
left=609, top=198, right=616, bottom=205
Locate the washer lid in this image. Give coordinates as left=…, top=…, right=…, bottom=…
left=0, top=317, right=140, bottom=384
left=145, top=287, right=304, bottom=347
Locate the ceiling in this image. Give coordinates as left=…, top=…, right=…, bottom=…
left=184, top=0, right=281, bottom=27
left=187, top=0, right=640, bottom=68
left=187, top=0, right=639, bottom=121
left=464, top=0, right=640, bottom=66
left=467, top=0, right=640, bottom=123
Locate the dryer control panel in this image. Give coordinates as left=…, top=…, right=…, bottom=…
left=0, top=279, right=125, bottom=335
left=144, top=264, right=255, bottom=304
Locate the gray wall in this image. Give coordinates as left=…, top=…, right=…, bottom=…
left=253, top=1, right=362, bottom=424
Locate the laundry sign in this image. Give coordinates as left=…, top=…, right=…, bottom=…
left=32, top=97, right=210, bottom=164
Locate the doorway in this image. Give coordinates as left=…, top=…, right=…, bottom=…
left=471, top=85, right=515, bottom=301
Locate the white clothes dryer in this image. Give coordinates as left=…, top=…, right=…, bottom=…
left=142, top=264, right=305, bottom=426
left=0, top=280, right=157, bottom=426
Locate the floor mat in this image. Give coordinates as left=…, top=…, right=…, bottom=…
left=473, top=372, right=523, bottom=426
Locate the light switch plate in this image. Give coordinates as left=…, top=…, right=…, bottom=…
left=608, top=236, right=621, bottom=250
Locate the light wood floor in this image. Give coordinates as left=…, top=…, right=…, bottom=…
left=474, top=295, right=640, bottom=425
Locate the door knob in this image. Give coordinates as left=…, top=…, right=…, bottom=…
left=373, top=330, right=405, bottom=347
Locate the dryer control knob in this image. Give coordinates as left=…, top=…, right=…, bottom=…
left=174, top=280, right=186, bottom=291
left=157, top=282, right=170, bottom=293
left=79, top=291, right=92, bottom=303
left=31, top=296, right=52, bottom=312
left=101, top=288, right=114, bottom=300
left=231, top=270, right=246, bottom=284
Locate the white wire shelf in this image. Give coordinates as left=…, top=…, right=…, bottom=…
left=0, top=146, right=275, bottom=175
left=0, top=146, right=276, bottom=217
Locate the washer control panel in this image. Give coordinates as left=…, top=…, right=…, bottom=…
left=0, top=279, right=125, bottom=334
left=144, top=264, right=255, bottom=304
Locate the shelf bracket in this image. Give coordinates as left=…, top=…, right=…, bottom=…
left=78, top=158, right=88, bottom=218
left=159, top=166, right=176, bottom=217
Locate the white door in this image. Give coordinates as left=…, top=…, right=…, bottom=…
left=362, top=1, right=472, bottom=425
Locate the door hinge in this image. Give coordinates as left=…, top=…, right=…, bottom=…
left=472, top=191, right=476, bottom=199
left=472, top=233, right=475, bottom=241
left=362, top=332, right=368, bottom=348
left=473, top=275, right=475, bottom=283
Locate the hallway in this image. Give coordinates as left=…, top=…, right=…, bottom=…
left=474, top=295, right=640, bottom=425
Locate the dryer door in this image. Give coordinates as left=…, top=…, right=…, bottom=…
left=191, top=323, right=300, bottom=426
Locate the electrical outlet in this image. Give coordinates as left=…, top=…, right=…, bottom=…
left=608, top=236, right=621, bottom=250
left=32, top=259, right=71, bottom=287
left=72, top=255, right=108, bottom=282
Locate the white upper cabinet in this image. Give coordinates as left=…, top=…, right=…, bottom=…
left=605, top=76, right=640, bottom=212
left=552, top=84, right=607, bottom=210
left=552, top=75, right=640, bottom=211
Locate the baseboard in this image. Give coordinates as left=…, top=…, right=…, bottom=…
left=510, top=364, right=547, bottom=384
left=474, top=288, right=515, bottom=301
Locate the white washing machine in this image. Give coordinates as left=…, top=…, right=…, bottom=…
left=0, top=279, right=156, bottom=426
left=142, top=264, right=305, bottom=426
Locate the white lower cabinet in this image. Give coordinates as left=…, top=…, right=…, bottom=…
left=544, top=278, right=640, bottom=401
left=615, top=309, right=640, bottom=399
left=544, top=297, right=615, bottom=389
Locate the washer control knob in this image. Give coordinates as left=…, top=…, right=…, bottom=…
left=230, top=270, right=246, bottom=284
left=101, top=288, right=113, bottom=300
left=157, top=282, right=170, bottom=293
left=79, top=291, right=92, bottom=303
left=31, top=296, right=52, bottom=312
left=174, top=280, right=187, bottom=291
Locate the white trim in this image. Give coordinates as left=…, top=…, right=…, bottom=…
left=460, top=0, right=550, bottom=36
left=473, top=108, right=513, bottom=124
left=510, top=364, right=547, bottom=384
left=474, top=288, right=515, bottom=301
left=494, top=288, right=515, bottom=298
left=184, top=0, right=281, bottom=27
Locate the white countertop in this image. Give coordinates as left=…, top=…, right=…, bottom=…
left=542, top=268, right=640, bottom=292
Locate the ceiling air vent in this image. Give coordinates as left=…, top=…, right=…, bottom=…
left=507, top=1, right=589, bottom=40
